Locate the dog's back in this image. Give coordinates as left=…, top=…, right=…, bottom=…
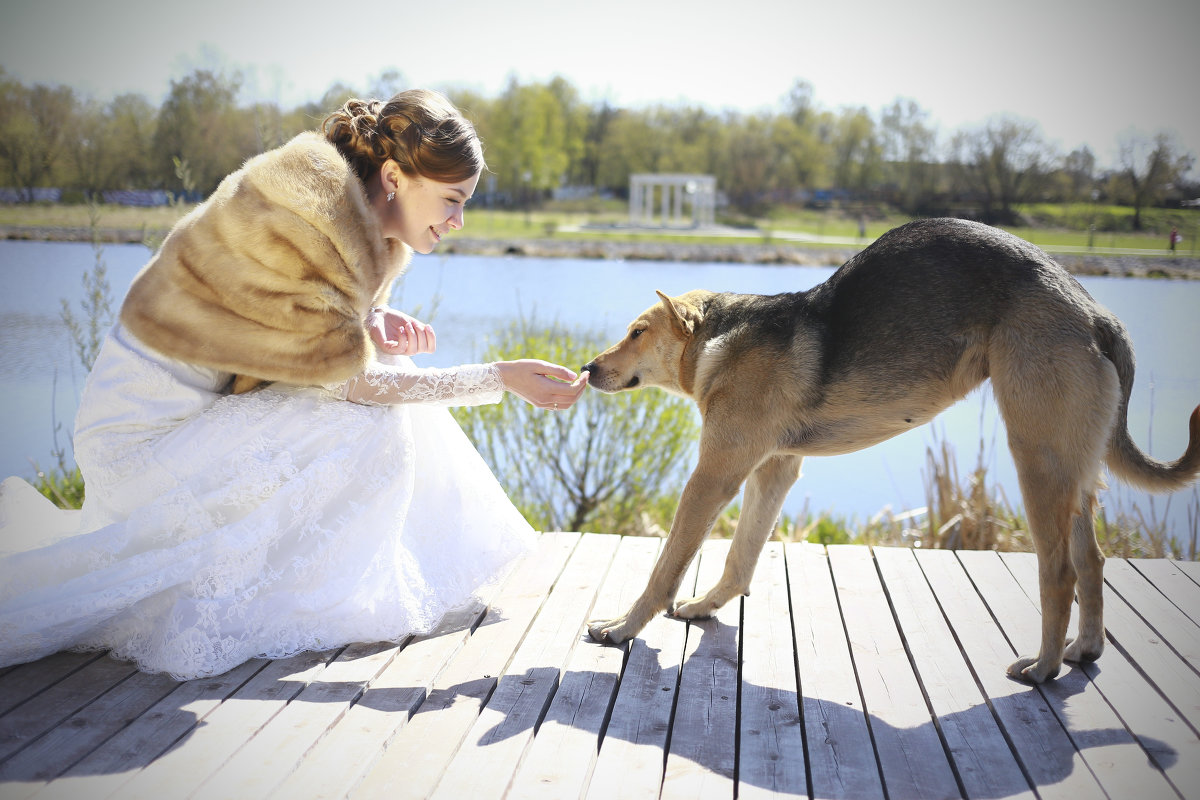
left=812, top=219, right=1097, bottom=385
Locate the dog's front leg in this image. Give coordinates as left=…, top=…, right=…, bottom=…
left=674, top=453, right=803, bottom=619
left=588, top=452, right=750, bottom=645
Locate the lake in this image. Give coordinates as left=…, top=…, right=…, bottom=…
left=2, top=239, right=1198, bottom=547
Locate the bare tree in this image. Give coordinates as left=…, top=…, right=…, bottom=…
left=1119, top=132, right=1195, bottom=230
left=880, top=98, right=939, bottom=212
left=949, top=116, right=1052, bottom=225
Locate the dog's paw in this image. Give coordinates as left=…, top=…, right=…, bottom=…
left=1006, top=655, right=1061, bottom=684
left=1063, top=636, right=1104, bottom=664
left=587, top=617, right=637, bottom=644
left=671, top=595, right=718, bottom=620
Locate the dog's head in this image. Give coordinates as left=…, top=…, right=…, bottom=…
left=583, top=290, right=711, bottom=397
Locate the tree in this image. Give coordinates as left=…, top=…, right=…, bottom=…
left=949, top=116, right=1052, bottom=225
left=152, top=69, right=252, bottom=195
left=1119, top=132, right=1195, bottom=230
left=720, top=113, right=775, bottom=212
left=484, top=77, right=580, bottom=204
left=593, top=108, right=659, bottom=193
left=0, top=71, right=76, bottom=200
left=879, top=98, right=939, bottom=212
left=578, top=100, right=619, bottom=189
left=104, top=93, right=158, bottom=189
left=450, top=320, right=700, bottom=534
left=1060, top=146, right=1097, bottom=203
left=831, top=106, right=883, bottom=200
left=68, top=98, right=118, bottom=195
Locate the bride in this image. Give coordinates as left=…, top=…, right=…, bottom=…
left=0, top=89, right=589, bottom=680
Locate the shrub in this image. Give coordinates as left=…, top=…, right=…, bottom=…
left=451, top=317, right=700, bottom=534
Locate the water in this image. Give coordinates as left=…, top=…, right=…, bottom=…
left=2, top=239, right=1198, bottom=544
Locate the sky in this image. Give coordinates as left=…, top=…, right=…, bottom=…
left=2, top=0, right=1197, bottom=172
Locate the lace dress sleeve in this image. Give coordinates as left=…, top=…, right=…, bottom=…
left=333, top=360, right=506, bottom=407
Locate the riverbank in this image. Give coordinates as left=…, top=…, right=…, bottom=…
left=3, top=223, right=1197, bottom=279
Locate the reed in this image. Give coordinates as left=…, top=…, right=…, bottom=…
left=772, top=421, right=1198, bottom=560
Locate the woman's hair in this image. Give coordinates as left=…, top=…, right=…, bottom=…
left=322, top=89, right=485, bottom=185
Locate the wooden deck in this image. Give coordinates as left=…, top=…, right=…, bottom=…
left=1, top=532, right=1199, bottom=799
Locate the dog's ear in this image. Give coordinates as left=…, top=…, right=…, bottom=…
left=655, top=290, right=699, bottom=336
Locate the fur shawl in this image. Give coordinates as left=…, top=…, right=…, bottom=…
left=120, top=131, right=410, bottom=392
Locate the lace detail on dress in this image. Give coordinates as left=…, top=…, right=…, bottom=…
left=335, top=360, right=505, bottom=407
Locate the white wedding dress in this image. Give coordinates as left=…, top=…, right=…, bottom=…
left=0, top=323, right=534, bottom=680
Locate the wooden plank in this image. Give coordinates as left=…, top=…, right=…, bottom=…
left=0, top=667, right=180, bottom=799
left=0, top=655, right=136, bottom=764
left=660, top=537, right=739, bottom=800
left=1080, top=598, right=1200, bottom=798
left=10, top=539, right=1198, bottom=800
left=266, top=601, right=489, bottom=799
left=352, top=531, right=579, bottom=799
left=918, top=549, right=1104, bottom=800
left=508, top=535, right=662, bottom=800
left=737, top=540, right=806, bottom=799
left=1093, top=563, right=1200, bottom=734
left=1131, top=559, right=1200, bottom=625
left=31, top=658, right=265, bottom=800
left=997, top=551, right=1180, bottom=800
left=827, top=545, right=960, bottom=800
left=195, top=640, right=402, bottom=799
left=786, top=541, right=882, bottom=800
left=1174, top=559, right=1200, bottom=585
left=873, top=546, right=1035, bottom=800
left=431, top=533, right=621, bottom=800
left=1105, top=558, right=1200, bottom=675
left=0, top=652, right=103, bottom=717
left=108, top=648, right=342, bottom=799
left=585, top=540, right=701, bottom=800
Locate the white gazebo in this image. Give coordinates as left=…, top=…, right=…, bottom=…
left=628, top=173, right=716, bottom=228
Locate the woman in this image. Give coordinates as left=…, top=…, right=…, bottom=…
left=0, top=89, right=588, bottom=680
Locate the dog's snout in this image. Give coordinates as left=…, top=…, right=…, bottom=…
left=581, top=362, right=595, bottom=375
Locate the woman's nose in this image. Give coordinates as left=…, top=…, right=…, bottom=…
left=449, top=207, right=464, bottom=230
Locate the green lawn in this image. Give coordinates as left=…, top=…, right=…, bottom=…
left=3, top=201, right=1196, bottom=256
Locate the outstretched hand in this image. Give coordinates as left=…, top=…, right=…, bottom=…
left=496, top=360, right=590, bottom=410
left=368, top=307, right=436, bottom=356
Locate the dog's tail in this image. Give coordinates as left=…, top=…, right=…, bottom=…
left=1098, top=315, right=1200, bottom=492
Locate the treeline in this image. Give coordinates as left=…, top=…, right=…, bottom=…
left=1, top=66, right=1195, bottom=228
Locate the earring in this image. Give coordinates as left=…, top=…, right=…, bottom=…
left=386, top=191, right=395, bottom=202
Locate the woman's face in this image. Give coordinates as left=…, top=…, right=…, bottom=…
left=385, top=168, right=481, bottom=254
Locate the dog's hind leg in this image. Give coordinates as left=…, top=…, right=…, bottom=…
left=994, top=326, right=1118, bottom=683
left=674, top=454, right=803, bottom=620
left=1064, top=483, right=1106, bottom=664
left=1006, top=480, right=1078, bottom=684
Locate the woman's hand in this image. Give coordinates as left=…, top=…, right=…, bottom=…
left=495, top=360, right=590, bottom=410
left=368, top=307, right=436, bottom=356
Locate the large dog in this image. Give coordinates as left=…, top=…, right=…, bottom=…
left=583, top=217, right=1200, bottom=683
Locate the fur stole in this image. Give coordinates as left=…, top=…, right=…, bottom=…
left=120, top=131, right=410, bottom=393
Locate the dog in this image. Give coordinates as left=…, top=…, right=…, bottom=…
left=582, top=217, right=1200, bottom=683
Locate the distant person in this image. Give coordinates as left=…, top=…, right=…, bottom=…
left=0, top=89, right=588, bottom=679
left=1170, top=227, right=1181, bottom=253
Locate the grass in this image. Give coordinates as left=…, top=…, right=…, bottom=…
left=5, top=201, right=1197, bottom=257
left=0, top=203, right=193, bottom=233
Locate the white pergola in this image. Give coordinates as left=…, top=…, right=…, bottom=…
left=628, top=174, right=716, bottom=228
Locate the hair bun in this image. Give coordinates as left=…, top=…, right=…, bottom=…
left=323, top=89, right=484, bottom=185
left=324, top=99, right=386, bottom=162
